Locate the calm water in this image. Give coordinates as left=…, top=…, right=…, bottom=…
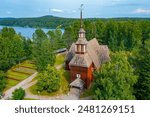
left=0, top=25, right=64, bottom=39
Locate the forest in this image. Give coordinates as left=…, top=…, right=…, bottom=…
left=0, top=15, right=150, bottom=28
left=0, top=18, right=150, bottom=100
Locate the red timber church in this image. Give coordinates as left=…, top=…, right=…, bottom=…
left=65, top=5, right=110, bottom=89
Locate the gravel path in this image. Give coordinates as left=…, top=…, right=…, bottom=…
left=24, top=87, right=82, bottom=100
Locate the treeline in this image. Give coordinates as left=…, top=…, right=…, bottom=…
left=0, top=15, right=76, bottom=28
left=63, top=20, right=150, bottom=51
left=0, top=15, right=150, bottom=29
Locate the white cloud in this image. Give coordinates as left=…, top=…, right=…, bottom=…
left=50, top=9, right=63, bottom=13
left=133, top=8, right=150, bottom=14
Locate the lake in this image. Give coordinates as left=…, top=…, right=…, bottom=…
left=0, top=25, right=64, bottom=39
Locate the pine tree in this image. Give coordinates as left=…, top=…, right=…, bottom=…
left=134, top=40, right=150, bottom=99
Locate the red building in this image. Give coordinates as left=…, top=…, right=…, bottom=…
left=65, top=6, right=110, bottom=89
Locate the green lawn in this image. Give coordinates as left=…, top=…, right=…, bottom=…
left=4, top=60, right=36, bottom=91
left=20, top=63, right=36, bottom=69
left=4, top=79, right=19, bottom=91
left=7, top=70, right=30, bottom=80
left=29, top=68, right=70, bottom=96
left=55, top=54, right=66, bottom=66
left=13, top=67, right=36, bottom=75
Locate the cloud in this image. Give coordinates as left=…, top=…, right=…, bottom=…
left=50, top=9, right=63, bottom=13
left=7, top=11, right=12, bottom=14
left=133, top=8, right=150, bottom=14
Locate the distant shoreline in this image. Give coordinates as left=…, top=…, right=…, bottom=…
left=0, top=15, right=149, bottom=30
left=0, top=25, right=64, bottom=39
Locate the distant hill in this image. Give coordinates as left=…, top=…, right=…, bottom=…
left=0, top=15, right=77, bottom=28
left=0, top=17, right=16, bottom=21
left=0, top=15, right=149, bottom=28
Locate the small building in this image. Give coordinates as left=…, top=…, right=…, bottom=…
left=65, top=6, right=110, bottom=88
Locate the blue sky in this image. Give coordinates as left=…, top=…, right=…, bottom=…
left=0, top=0, right=150, bottom=18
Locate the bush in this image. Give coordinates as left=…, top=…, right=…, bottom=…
left=0, top=71, right=6, bottom=93
left=12, top=88, right=25, bottom=100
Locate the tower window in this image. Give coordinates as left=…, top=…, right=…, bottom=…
left=79, top=33, right=84, bottom=38
left=76, top=45, right=81, bottom=52
left=81, top=45, right=86, bottom=53
left=79, top=45, right=81, bottom=52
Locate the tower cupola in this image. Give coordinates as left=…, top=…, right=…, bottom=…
left=75, top=4, right=87, bottom=54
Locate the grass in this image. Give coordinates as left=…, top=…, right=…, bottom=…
left=55, top=54, right=66, bottom=66
left=80, top=87, right=94, bottom=98
left=13, top=67, right=36, bottom=74
left=61, top=68, right=70, bottom=82
left=4, top=60, right=36, bottom=91
left=7, top=70, right=30, bottom=80
left=29, top=68, right=70, bottom=96
left=23, top=98, right=37, bottom=100
left=21, top=63, right=36, bottom=69
left=4, top=79, right=19, bottom=91
left=28, top=54, right=69, bottom=97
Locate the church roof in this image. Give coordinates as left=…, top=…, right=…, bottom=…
left=66, top=38, right=110, bottom=69
left=70, top=77, right=84, bottom=89
left=79, top=28, right=86, bottom=33
left=76, top=38, right=87, bottom=45
left=65, top=43, right=75, bottom=62
left=87, top=38, right=110, bottom=69
left=69, top=53, right=92, bottom=68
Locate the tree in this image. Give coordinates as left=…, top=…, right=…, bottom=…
left=134, top=39, right=150, bottom=99
left=22, top=37, right=32, bottom=59
left=47, top=26, right=63, bottom=49
left=12, top=88, right=25, bottom=100
left=62, top=26, right=75, bottom=48
left=36, top=65, right=61, bottom=93
left=0, top=27, right=25, bottom=70
left=0, top=71, right=6, bottom=93
left=32, top=29, right=55, bottom=71
left=93, top=52, right=138, bottom=100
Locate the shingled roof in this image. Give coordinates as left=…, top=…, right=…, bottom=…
left=69, top=53, right=92, bottom=68
left=65, top=43, right=75, bottom=62
left=66, top=38, right=110, bottom=69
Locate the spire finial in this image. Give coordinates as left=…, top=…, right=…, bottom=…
left=80, top=4, right=84, bottom=28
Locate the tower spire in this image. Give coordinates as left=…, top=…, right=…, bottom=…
left=80, top=4, right=84, bottom=28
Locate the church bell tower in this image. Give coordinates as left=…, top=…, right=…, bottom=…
left=75, top=4, right=88, bottom=54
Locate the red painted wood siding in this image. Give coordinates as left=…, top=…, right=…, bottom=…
left=69, top=63, right=94, bottom=88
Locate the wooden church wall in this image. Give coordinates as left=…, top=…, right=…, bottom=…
left=69, top=64, right=94, bottom=88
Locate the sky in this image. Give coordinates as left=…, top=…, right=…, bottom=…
left=0, top=0, right=150, bottom=18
